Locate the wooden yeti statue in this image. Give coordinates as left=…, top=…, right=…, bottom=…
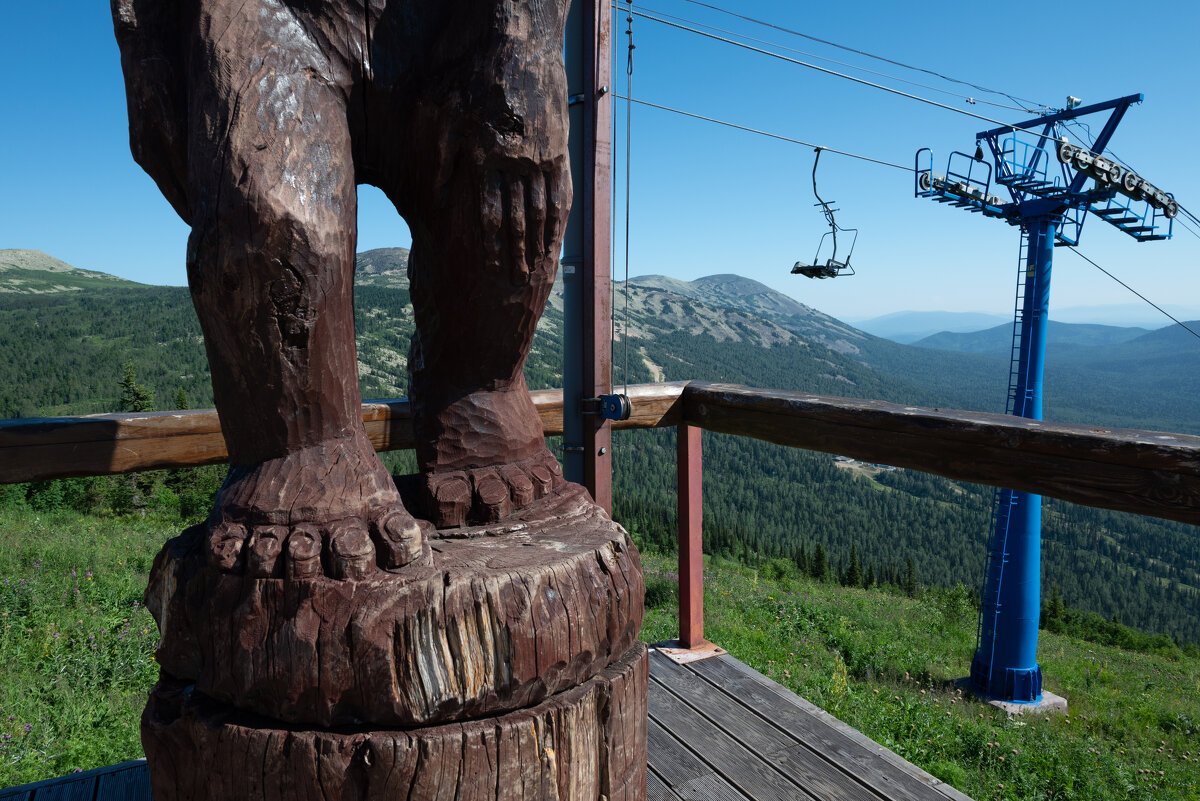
left=113, top=0, right=570, bottom=576
left=114, top=3, right=648, bottom=798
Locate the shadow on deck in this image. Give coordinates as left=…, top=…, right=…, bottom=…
left=1, top=647, right=971, bottom=801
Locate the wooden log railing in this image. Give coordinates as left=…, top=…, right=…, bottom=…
left=4, top=380, right=1199, bottom=648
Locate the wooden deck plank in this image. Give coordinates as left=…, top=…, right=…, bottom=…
left=691, top=655, right=972, bottom=801
left=28, top=779, right=94, bottom=801
left=96, top=762, right=152, bottom=800
left=647, top=718, right=714, bottom=787
left=648, top=650, right=887, bottom=801
left=671, top=774, right=756, bottom=801
left=646, top=768, right=685, bottom=801
left=646, top=720, right=752, bottom=801
left=649, top=677, right=818, bottom=801
left=0, top=759, right=149, bottom=801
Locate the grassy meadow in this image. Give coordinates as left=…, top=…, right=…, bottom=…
left=641, top=552, right=1200, bottom=801
left=0, top=508, right=163, bottom=786
left=0, top=503, right=1197, bottom=799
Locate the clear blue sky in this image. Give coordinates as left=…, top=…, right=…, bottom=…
left=3, top=0, right=1197, bottom=323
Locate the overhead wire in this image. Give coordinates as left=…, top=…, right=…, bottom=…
left=627, top=3, right=1036, bottom=114
left=622, top=3, right=1200, bottom=243
left=620, top=7, right=1082, bottom=147
left=613, top=94, right=910, bottom=171
left=1069, top=250, right=1200, bottom=343
left=671, top=0, right=1053, bottom=114
left=610, top=1, right=1199, bottom=332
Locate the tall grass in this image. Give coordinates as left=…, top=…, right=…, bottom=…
left=642, top=552, right=1200, bottom=800
left=0, top=509, right=164, bottom=786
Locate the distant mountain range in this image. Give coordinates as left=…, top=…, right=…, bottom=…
left=913, top=321, right=1152, bottom=354
left=851, top=310, right=1011, bottom=343
left=6, top=247, right=1198, bottom=433
left=2, top=247, right=1197, bottom=644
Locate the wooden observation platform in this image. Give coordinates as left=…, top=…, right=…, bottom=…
left=0, top=648, right=966, bottom=801
left=4, top=381, right=1199, bottom=799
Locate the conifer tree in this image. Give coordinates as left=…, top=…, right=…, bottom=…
left=811, top=543, right=827, bottom=581
left=904, top=556, right=919, bottom=598
left=120, top=360, right=154, bottom=412
left=844, top=544, right=861, bottom=588
left=1048, top=585, right=1064, bottom=620
left=175, top=387, right=189, bottom=410
left=864, top=563, right=876, bottom=590
left=794, top=544, right=808, bottom=575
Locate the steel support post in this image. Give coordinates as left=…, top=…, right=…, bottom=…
left=563, top=0, right=613, bottom=510
left=971, top=216, right=1056, bottom=703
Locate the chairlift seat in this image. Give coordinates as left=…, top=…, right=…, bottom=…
left=792, top=259, right=852, bottom=279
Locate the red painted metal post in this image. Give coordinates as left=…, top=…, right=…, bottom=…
left=582, top=0, right=613, bottom=512
left=677, top=424, right=704, bottom=648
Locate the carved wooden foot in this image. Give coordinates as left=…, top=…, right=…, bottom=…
left=143, top=642, right=647, bottom=801
left=423, top=452, right=565, bottom=527
left=147, top=484, right=644, bottom=727
left=206, top=436, right=429, bottom=580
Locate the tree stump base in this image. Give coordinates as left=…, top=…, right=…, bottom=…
left=142, top=484, right=647, bottom=799
left=143, top=642, right=647, bottom=801
left=147, top=483, right=644, bottom=726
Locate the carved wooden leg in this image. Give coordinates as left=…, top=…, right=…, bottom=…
left=183, top=1, right=424, bottom=579
left=383, top=0, right=574, bottom=527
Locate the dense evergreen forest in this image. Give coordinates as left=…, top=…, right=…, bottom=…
left=1, top=256, right=1197, bottom=646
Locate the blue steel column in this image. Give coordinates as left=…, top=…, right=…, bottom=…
left=971, top=216, right=1056, bottom=703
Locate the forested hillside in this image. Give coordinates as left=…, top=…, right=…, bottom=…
left=2, top=250, right=1196, bottom=645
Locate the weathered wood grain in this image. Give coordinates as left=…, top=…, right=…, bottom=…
left=148, top=485, right=645, bottom=727
left=0, top=383, right=686, bottom=485
left=648, top=677, right=811, bottom=801
left=684, top=381, right=1200, bottom=525
left=142, top=642, right=647, bottom=801
left=648, top=650, right=888, bottom=801
left=689, top=654, right=972, bottom=801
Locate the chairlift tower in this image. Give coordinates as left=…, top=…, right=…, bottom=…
left=915, top=93, right=1176, bottom=703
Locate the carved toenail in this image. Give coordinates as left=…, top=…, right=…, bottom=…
left=498, top=465, right=534, bottom=508
left=432, top=475, right=471, bottom=528
left=208, top=524, right=246, bottom=572
left=329, top=521, right=374, bottom=581
left=372, top=510, right=423, bottom=569
left=528, top=465, right=554, bottom=497
left=286, top=525, right=322, bottom=579
left=473, top=472, right=511, bottom=522
left=247, top=525, right=287, bottom=578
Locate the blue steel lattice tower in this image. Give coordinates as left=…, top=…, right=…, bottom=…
left=915, top=94, right=1176, bottom=703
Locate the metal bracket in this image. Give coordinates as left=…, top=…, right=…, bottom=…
left=582, top=394, right=632, bottom=421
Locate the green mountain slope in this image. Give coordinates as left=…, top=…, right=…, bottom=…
left=0, top=249, right=145, bottom=294
left=1, top=250, right=1196, bottom=644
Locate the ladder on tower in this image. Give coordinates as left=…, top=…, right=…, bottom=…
left=1005, top=230, right=1031, bottom=416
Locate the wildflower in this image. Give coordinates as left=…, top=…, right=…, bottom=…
left=22, top=724, right=31, bottom=732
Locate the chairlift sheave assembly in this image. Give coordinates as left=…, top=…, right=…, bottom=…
left=792, top=147, right=858, bottom=279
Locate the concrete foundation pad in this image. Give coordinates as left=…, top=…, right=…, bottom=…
left=954, top=678, right=1068, bottom=717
